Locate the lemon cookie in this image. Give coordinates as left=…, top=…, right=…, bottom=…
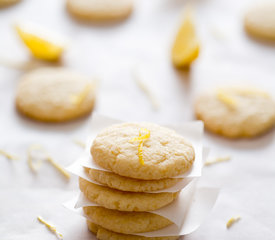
left=91, top=123, right=195, bottom=180
left=83, top=206, right=172, bottom=234
left=195, top=88, right=275, bottom=138
left=244, top=2, right=275, bottom=41
left=85, top=168, right=182, bottom=192
left=87, top=221, right=179, bottom=240
left=79, top=178, right=179, bottom=212
left=16, top=67, right=96, bottom=122
left=66, top=0, right=133, bottom=21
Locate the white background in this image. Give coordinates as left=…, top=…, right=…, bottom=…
left=0, top=0, right=275, bottom=239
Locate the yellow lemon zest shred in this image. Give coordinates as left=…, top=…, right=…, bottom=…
left=37, top=216, right=63, bottom=239
left=130, top=128, right=150, bottom=165
left=217, top=90, right=237, bottom=109
left=226, top=216, right=241, bottom=229
left=205, top=156, right=231, bottom=166
left=70, top=83, right=93, bottom=105
left=0, top=149, right=19, bottom=160
left=27, top=144, right=44, bottom=172
left=73, top=139, right=86, bottom=148
left=47, top=157, right=70, bottom=180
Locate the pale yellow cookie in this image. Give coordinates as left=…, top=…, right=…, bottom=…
left=0, top=0, right=20, bottom=7
left=66, top=0, right=133, bottom=21
left=91, top=122, right=195, bottom=180
left=83, top=206, right=172, bottom=234
left=79, top=178, right=179, bottom=212
left=244, top=2, right=275, bottom=41
left=87, top=221, right=180, bottom=240
left=85, top=168, right=182, bottom=192
left=195, top=88, right=275, bottom=138
left=16, top=67, right=96, bottom=122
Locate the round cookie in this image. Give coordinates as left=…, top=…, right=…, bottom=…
left=244, top=2, right=275, bottom=41
left=16, top=67, right=96, bottom=122
left=195, top=88, right=275, bottom=138
left=83, top=206, right=172, bottom=234
left=91, top=122, right=195, bottom=180
left=87, top=221, right=179, bottom=240
left=79, top=178, right=179, bottom=212
left=66, top=0, right=133, bottom=21
left=85, top=168, right=182, bottom=192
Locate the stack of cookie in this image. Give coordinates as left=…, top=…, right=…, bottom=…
left=79, top=122, right=195, bottom=240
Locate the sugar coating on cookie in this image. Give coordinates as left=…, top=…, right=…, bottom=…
left=16, top=67, right=96, bottom=122
left=87, top=221, right=180, bottom=240
left=66, top=0, right=133, bottom=21
left=244, top=2, right=275, bottom=41
left=195, top=88, right=275, bottom=138
left=83, top=206, right=172, bottom=234
left=85, top=168, right=182, bottom=192
left=91, top=122, right=195, bottom=180
left=79, top=178, right=179, bottom=212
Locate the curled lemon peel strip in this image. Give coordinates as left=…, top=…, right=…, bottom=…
left=205, top=156, right=231, bottom=166
left=27, top=144, right=70, bottom=179
left=226, top=216, right=241, bottom=229
left=0, top=149, right=19, bottom=160
left=70, top=83, right=93, bottom=105
left=37, top=216, right=63, bottom=239
left=216, top=90, right=237, bottom=109
left=130, top=128, right=150, bottom=165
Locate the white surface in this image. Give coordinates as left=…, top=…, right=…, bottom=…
left=0, top=0, right=275, bottom=239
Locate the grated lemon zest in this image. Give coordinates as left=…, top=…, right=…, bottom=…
left=37, top=216, right=63, bottom=239
left=27, top=144, right=45, bottom=172
left=70, top=83, right=93, bottom=105
left=205, top=156, right=231, bottom=166
left=0, top=149, right=19, bottom=160
left=132, top=69, right=160, bottom=111
left=73, top=139, right=86, bottom=148
left=130, top=128, right=150, bottom=165
left=217, top=90, right=237, bottom=109
left=226, top=216, right=241, bottom=229
left=47, top=157, right=70, bottom=180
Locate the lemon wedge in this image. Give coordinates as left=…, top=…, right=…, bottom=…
left=15, top=23, right=65, bottom=62
left=172, top=8, right=200, bottom=68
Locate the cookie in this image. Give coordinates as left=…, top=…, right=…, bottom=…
left=66, top=0, right=133, bottom=21
left=87, top=221, right=179, bottom=240
left=83, top=206, right=172, bottom=234
left=85, top=168, right=182, bottom=192
left=91, top=122, right=195, bottom=180
left=244, top=2, right=275, bottom=41
left=79, top=178, right=179, bottom=212
left=0, top=0, right=20, bottom=7
left=16, top=67, right=96, bottom=122
left=195, top=88, right=275, bottom=138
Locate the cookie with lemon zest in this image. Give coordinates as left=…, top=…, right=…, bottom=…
left=130, top=128, right=150, bottom=165
left=0, top=149, right=19, bottom=160
left=216, top=90, right=237, bottom=109
left=37, top=216, right=63, bottom=239
left=70, top=83, right=94, bottom=105
left=226, top=216, right=241, bottom=229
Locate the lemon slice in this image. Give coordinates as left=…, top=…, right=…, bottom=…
left=15, top=23, right=65, bottom=62
left=172, top=8, right=200, bottom=68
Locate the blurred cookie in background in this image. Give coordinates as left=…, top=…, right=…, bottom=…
left=16, top=67, right=96, bottom=122
left=244, top=2, right=275, bottom=42
left=66, top=0, right=133, bottom=22
left=195, top=87, right=275, bottom=138
left=0, top=0, right=20, bottom=8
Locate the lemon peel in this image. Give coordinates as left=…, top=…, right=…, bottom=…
left=70, top=83, right=93, bottom=105
left=172, top=7, right=200, bottom=68
left=0, top=149, right=19, bottom=160
left=73, top=139, right=86, bottom=148
left=217, top=90, right=237, bottom=109
left=15, top=23, right=65, bottom=62
left=47, top=157, right=70, bottom=180
left=226, top=216, right=241, bottom=229
left=37, top=216, right=63, bottom=239
left=205, top=156, right=231, bottom=166
left=130, top=128, right=150, bottom=165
